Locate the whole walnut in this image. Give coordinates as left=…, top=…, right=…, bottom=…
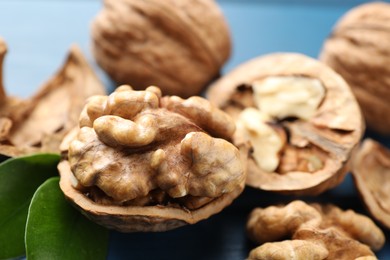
left=91, top=0, right=231, bottom=98
left=320, top=2, right=390, bottom=135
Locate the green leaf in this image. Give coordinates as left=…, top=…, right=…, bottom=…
left=26, top=177, right=109, bottom=260
left=0, top=153, right=60, bottom=259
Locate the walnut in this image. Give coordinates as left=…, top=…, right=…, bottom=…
left=248, top=240, right=329, bottom=260
left=246, top=200, right=385, bottom=260
left=58, top=86, right=246, bottom=232
left=0, top=37, right=106, bottom=157
left=91, top=0, right=231, bottom=98
left=320, top=2, right=390, bottom=135
left=207, top=53, right=364, bottom=195
left=352, top=138, right=390, bottom=229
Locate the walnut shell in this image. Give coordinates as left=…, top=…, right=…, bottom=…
left=207, top=53, right=364, bottom=195
left=320, top=2, right=390, bottom=135
left=0, top=37, right=106, bottom=157
left=59, top=86, right=246, bottom=232
left=352, top=138, right=390, bottom=229
left=91, top=0, right=231, bottom=98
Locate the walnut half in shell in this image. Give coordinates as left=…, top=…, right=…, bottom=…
left=207, top=53, right=364, bottom=195
left=59, top=85, right=246, bottom=232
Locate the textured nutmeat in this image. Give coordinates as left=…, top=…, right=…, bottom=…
left=69, top=86, right=243, bottom=203
left=248, top=240, right=329, bottom=260
left=246, top=201, right=385, bottom=260
left=60, top=85, right=246, bottom=232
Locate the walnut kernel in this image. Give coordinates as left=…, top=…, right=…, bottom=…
left=253, top=76, right=325, bottom=121
left=246, top=201, right=385, bottom=260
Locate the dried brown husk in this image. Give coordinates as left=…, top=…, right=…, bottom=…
left=207, top=53, right=364, bottom=195
left=352, top=138, right=390, bottom=229
left=0, top=38, right=106, bottom=157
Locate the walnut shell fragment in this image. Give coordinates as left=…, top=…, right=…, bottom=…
left=246, top=200, right=385, bottom=260
left=91, top=0, right=231, bottom=98
left=352, top=138, right=390, bottom=229
left=59, top=86, right=246, bottom=232
left=207, top=53, right=364, bottom=195
left=0, top=38, right=106, bottom=157
left=320, top=2, right=390, bottom=135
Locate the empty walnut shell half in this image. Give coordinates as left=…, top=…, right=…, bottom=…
left=59, top=85, right=246, bottom=232
left=352, top=138, right=390, bottom=229
left=207, top=53, right=364, bottom=195
left=91, top=0, right=231, bottom=98
left=0, top=37, right=106, bottom=157
left=320, top=2, right=390, bottom=135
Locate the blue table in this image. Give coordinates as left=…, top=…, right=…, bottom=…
left=1, top=1, right=389, bottom=259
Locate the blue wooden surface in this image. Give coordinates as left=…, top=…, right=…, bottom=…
left=0, top=1, right=389, bottom=259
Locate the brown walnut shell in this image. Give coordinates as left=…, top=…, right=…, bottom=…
left=352, top=138, right=390, bottom=229
left=91, top=0, right=231, bottom=98
left=320, top=2, right=390, bottom=135
left=59, top=86, right=246, bottom=232
left=0, top=37, right=106, bottom=157
left=207, top=53, right=364, bottom=195
left=59, top=160, right=245, bottom=232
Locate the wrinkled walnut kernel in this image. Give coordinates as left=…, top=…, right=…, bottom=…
left=248, top=240, right=328, bottom=260
left=247, top=201, right=385, bottom=260
left=59, top=85, right=246, bottom=232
